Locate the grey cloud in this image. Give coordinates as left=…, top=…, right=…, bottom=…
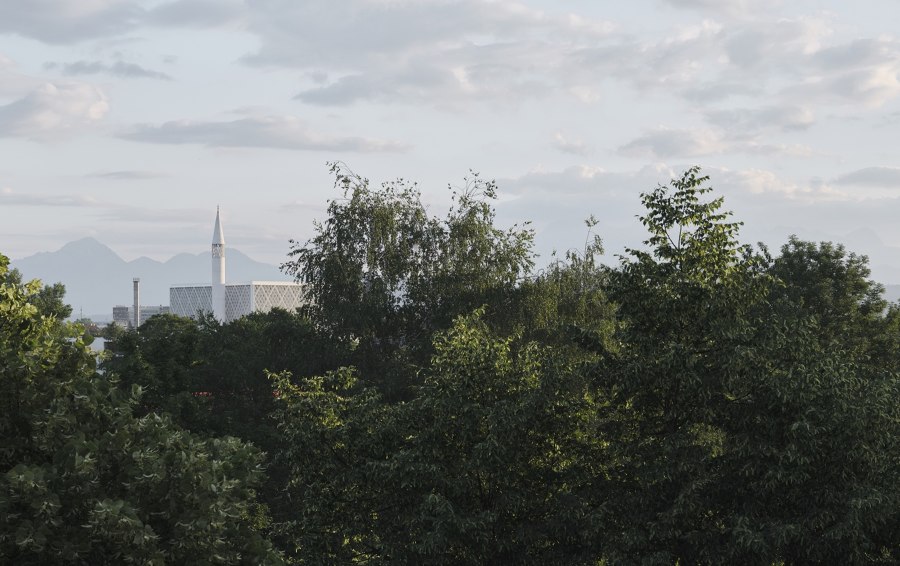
left=0, top=188, right=96, bottom=207
left=243, top=0, right=611, bottom=69
left=0, top=82, right=109, bottom=140
left=251, top=0, right=616, bottom=107
left=119, top=115, right=408, bottom=153
left=146, top=0, right=244, bottom=28
left=619, top=128, right=726, bottom=159
left=0, top=55, right=43, bottom=98
left=0, top=1, right=143, bottom=44
left=784, top=64, right=900, bottom=107
left=813, top=39, right=899, bottom=71
left=295, top=54, right=554, bottom=108
left=93, top=205, right=204, bottom=223
left=295, top=70, right=450, bottom=106
left=661, top=0, right=783, bottom=16
left=618, top=124, right=818, bottom=160
left=244, top=1, right=900, bottom=118
left=724, top=18, right=827, bottom=70
left=680, top=81, right=762, bottom=103
left=705, top=105, right=815, bottom=133
left=495, top=165, right=674, bottom=261
left=551, top=133, right=590, bottom=156
left=86, top=170, right=167, bottom=180
left=46, top=60, right=172, bottom=80
left=0, top=0, right=242, bottom=44
left=835, top=167, right=900, bottom=187
left=496, top=163, right=900, bottom=283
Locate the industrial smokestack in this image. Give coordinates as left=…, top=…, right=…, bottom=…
left=133, top=278, right=141, bottom=328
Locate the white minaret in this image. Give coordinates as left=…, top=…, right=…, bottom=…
left=211, top=206, right=226, bottom=322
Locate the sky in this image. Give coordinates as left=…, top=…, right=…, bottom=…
left=3, top=0, right=900, bottom=282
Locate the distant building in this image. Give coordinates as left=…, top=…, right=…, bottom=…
left=169, top=208, right=305, bottom=323
left=112, top=305, right=170, bottom=327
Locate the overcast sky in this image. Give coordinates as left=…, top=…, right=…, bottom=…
left=3, top=0, right=900, bottom=282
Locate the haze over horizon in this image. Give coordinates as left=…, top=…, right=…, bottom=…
left=3, top=1, right=900, bottom=281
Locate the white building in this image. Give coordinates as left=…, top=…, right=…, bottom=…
left=169, top=209, right=305, bottom=323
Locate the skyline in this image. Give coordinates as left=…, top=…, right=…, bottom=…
left=3, top=1, right=900, bottom=282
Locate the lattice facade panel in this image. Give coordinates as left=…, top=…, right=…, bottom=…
left=225, top=284, right=253, bottom=322
left=251, top=282, right=306, bottom=314
left=170, top=286, right=212, bottom=318
left=170, top=282, right=305, bottom=322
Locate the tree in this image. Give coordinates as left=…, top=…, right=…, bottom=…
left=768, top=237, right=899, bottom=366
left=272, top=311, right=604, bottom=564
left=103, top=308, right=348, bottom=553
left=593, top=168, right=900, bottom=563
left=281, top=163, right=535, bottom=397
left=104, top=313, right=207, bottom=426
left=513, top=216, right=616, bottom=352
left=0, top=267, right=72, bottom=320
left=0, top=253, right=282, bottom=564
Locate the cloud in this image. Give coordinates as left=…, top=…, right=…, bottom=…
left=86, top=170, right=167, bottom=180
left=295, top=69, right=455, bottom=106
left=495, top=164, right=674, bottom=260
left=0, top=82, right=109, bottom=140
left=823, top=65, right=900, bottom=107
left=661, top=0, right=783, bottom=17
left=248, top=0, right=620, bottom=107
left=724, top=17, right=830, bottom=67
left=0, top=54, right=44, bottom=98
left=619, top=128, right=727, bottom=159
left=493, top=163, right=900, bottom=281
left=46, top=60, right=172, bottom=80
left=244, top=1, right=612, bottom=68
left=835, top=167, right=900, bottom=187
left=813, top=38, right=899, bottom=71
left=119, top=115, right=408, bottom=152
left=0, top=0, right=142, bottom=43
left=551, top=133, right=590, bottom=156
left=145, top=0, right=244, bottom=28
left=0, top=187, right=97, bottom=207
left=705, top=105, right=815, bottom=133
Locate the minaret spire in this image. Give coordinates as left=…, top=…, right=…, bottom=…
left=211, top=206, right=226, bottom=322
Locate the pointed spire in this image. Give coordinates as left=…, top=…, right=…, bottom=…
left=212, top=206, right=225, bottom=245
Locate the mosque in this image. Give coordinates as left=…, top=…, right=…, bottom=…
left=169, top=209, right=305, bottom=323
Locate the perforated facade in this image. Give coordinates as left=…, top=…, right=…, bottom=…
left=168, top=208, right=304, bottom=323
left=170, top=281, right=304, bottom=323
left=170, top=285, right=213, bottom=319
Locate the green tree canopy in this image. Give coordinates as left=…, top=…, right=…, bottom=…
left=272, top=311, right=603, bottom=564
left=281, top=163, right=535, bottom=397
left=0, top=267, right=72, bottom=320
left=0, top=254, right=281, bottom=564
left=595, top=168, right=900, bottom=563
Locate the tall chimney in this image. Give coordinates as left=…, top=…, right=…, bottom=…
left=133, top=278, right=141, bottom=328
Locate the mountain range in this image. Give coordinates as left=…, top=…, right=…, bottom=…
left=10, top=237, right=900, bottom=321
left=11, top=238, right=290, bottom=320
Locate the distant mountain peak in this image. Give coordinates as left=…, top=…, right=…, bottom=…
left=60, top=236, right=110, bottom=250
left=57, top=237, right=121, bottom=259
left=11, top=238, right=288, bottom=316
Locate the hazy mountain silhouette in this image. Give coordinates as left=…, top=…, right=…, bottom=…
left=11, top=238, right=289, bottom=320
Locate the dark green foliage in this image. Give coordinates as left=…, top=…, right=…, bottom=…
left=281, top=163, right=535, bottom=397
left=44, top=165, right=900, bottom=563
left=596, top=167, right=900, bottom=563
left=103, top=307, right=349, bottom=552
left=0, top=254, right=281, bottom=564
left=104, top=309, right=344, bottom=443
left=0, top=267, right=72, bottom=320
left=273, top=311, right=603, bottom=564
